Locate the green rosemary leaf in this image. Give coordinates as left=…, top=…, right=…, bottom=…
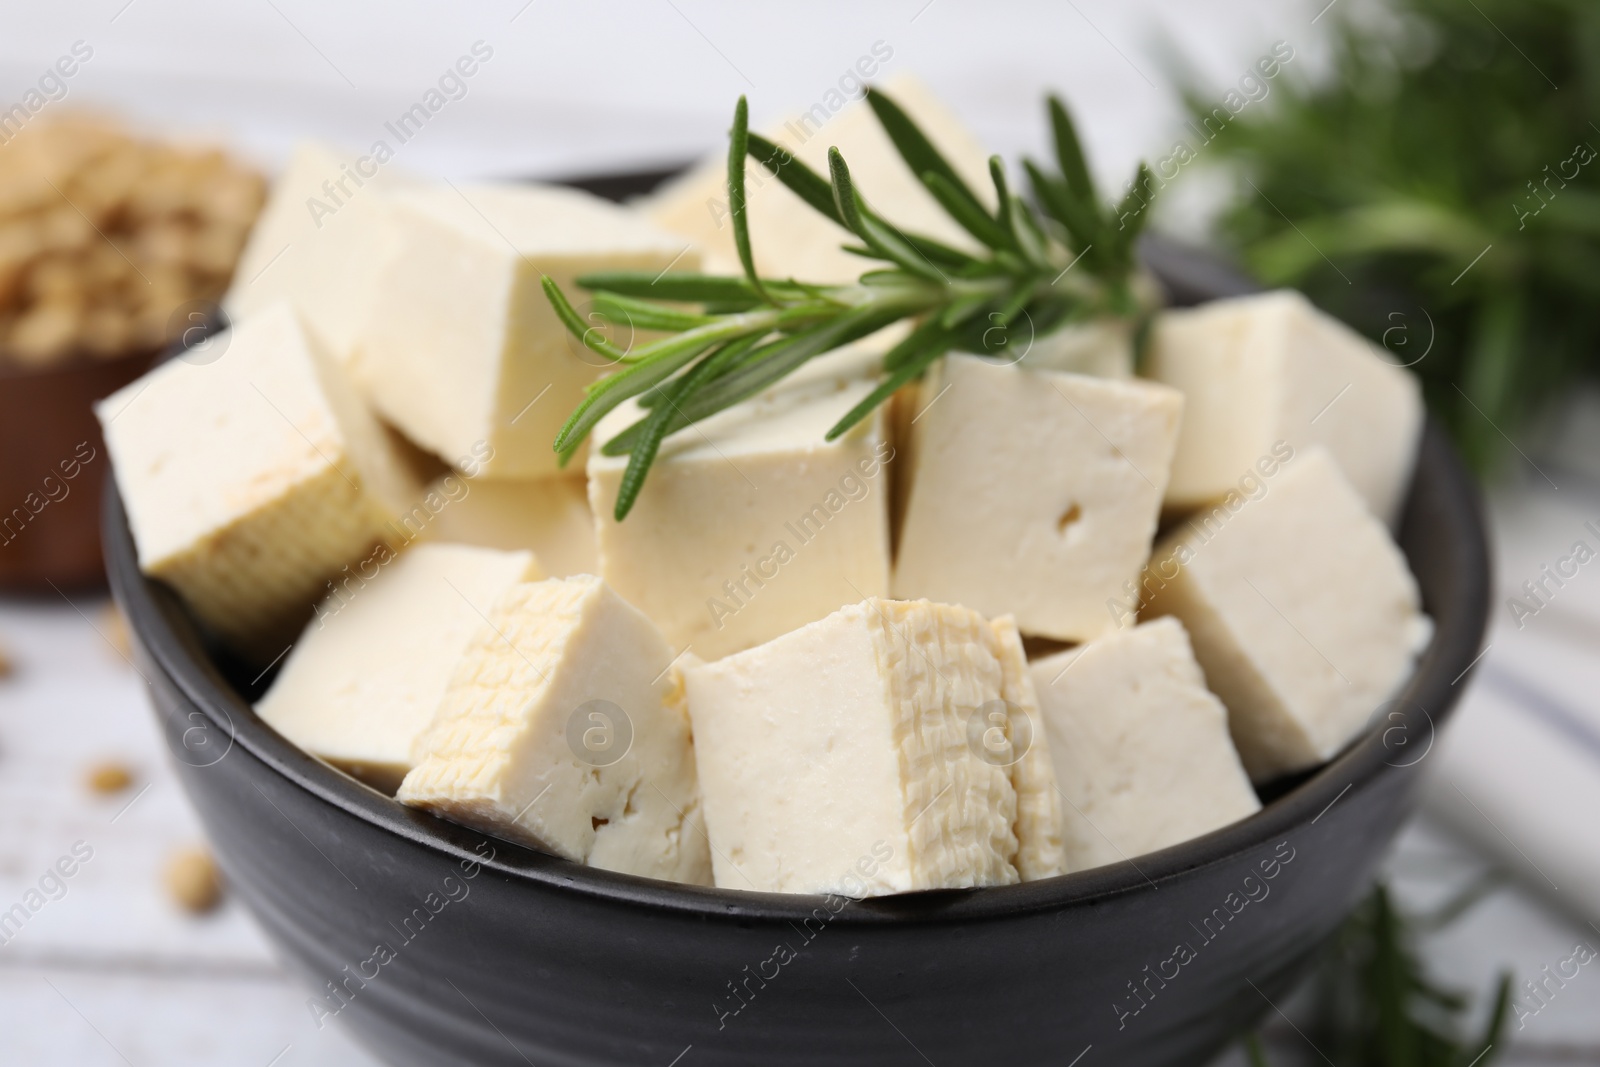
left=1025, top=159, right=1100, bottom=254
left=728, top=96, right=768, bottom=302
left=542, top=275, right=628, bottom=363
left=605, top=304, right=905, bottom=457
left=590, top=291, right=716, bottom=332
left=554, top=311, right=779, bottom=452
left=856, top=208, right=950, bottom=281
left=1047, top=95, right=1098, bottom=209
left=825, top=325, right=953, bottom=441
left=990, top=156, right=1015, bottom=241
left=575, top=271, right=762, bottom=304
left=746, top=132, right=846, bottom=228
left=828, top=147, right=871, bottom=242
left=922, top=171, right=1009, bottom=249
left=613, top=335, right=758, bottom=519
left=881, top=312, right=955, bottom=372
left=1108, top=162, right=1156, bottom=265
left=866, top=86, right=990, bottom=220
left=636, top=331, right=770, bottom=408
left=939, top=290, right=993, bottom=329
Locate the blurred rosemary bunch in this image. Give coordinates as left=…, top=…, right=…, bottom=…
left=1246, top=882, right=1510, bottom=1066
left=545, top=89, right=1157, bottom=519
left=1183, top=0, right=1600, bottom=472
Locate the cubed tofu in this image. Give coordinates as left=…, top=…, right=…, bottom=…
left=642, top=73, right=991, bottom=284
left=419, top=472, right=598, bottom=577
left=989, top=616, right=1068, bottom=880
left=684, top=597, right=1030, bottom=896
left=256, top=544, right=542, bottom=792
left=893, top=354, right=1184, bottom=643
left=353, top=184, right=696, bottom=479
left=398, top=575, right=710, bottom=885
left=1030, top=618, right=1260, bottom=871
left=588, top=348, right=892, bottom=661
left=1144, top=289, right=1424, bottom=525
left=98, top=302, right=421, bottom=662
left=225, top=142, right=406, bottom=368
left=1144, top=448, right=1431, bottom=781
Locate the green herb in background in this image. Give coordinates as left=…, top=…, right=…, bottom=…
left=545, top=90, right=1156, bottom=520
left=1246, top=882, right=1510, bottom=1065
left=1183, top=0, right=1600, bottom=472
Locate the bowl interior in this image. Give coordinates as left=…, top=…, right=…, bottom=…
left=101, top=202, right=1492, bottom=923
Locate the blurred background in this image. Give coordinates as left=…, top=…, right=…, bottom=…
left=1, top=1, right=1596, bottom=1063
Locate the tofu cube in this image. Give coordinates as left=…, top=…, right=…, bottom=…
left=398, top=575, right=711, bottom=885
left=98, top=302, right=422, bottom=662
left=354, top=184, right=695, bottom=478
left=643, top=73, right=992, bottom=285
left=588, top=349, right=892, bottom=661
left=1144, top=448, right=1432, bottom=780
left=419, top=472, right=598, bottom=578
left=225, top=142, right=407, bottom=368
left=893, top=354, right=1183, bottom=643
left=1030, top=618, right=1260, bottom=871
left=256, top=544, right=542, bottom=792
left=1145, top=289, right=1424, bottom=524
left=684, top=598, right=1039, bottom=896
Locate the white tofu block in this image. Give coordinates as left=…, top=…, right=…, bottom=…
left=1012, top=317, right=1135, bottom=379
left=1145, top=448, right=1431, bottom=781
left=398, top=575, right=711, bottom=884
left=588, top=349, right=892, bottom=661
left=419, top=473, right=597, bottom=578
left=684, top=598, right=1025, bottom=896
left=98, top=302, right=421, bottom=662
left=225, top=142, right=407, bottom=368
left=256, top=544, right=542, bottom=792
left=643, top=73, right=992, bottom=284
left=354, top=184, right=696, bottom=479
left=1030, top=618, right=1260, bottom=872
left=989, top=616, right=1068, bottom=880
left=1145, top=289, right=1424, bottom=524
left=893, top=354, right=1183, bottom=643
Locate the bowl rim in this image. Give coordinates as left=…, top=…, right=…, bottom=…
left=101, top=286, right=1491, bottom=928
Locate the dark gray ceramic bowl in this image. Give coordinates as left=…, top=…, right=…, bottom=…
left=103, top=208, right=1490, bottom=1066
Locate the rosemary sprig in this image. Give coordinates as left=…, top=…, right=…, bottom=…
left=546, top=88, right=1157, bottom=520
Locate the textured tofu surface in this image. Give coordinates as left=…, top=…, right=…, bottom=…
left=256, top=544, right=542, bottom=790
left=420, top=472, right=598, bottom=577
left=1145, top=448, right=1431, bottom=780
left=353, top=183, right=695, bottom=478
left=988, top=616, right=1067, bottom=880
left=642, top=73, right=991, bottom=285
left=684, top=598, right=1024, bottom=896
left=224, top=141, right=406, bottom=367
left=589, top=347, right=892, bottom=661
left=398, top=576, right=711, bottom=885
left=1031, top=618, right=1260, bottom=871
left=1146, top=289, right=1424, bottom=524
left=97, top=302, right=420, bottom=661
left=893, top=355, right=1183, bottom=642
